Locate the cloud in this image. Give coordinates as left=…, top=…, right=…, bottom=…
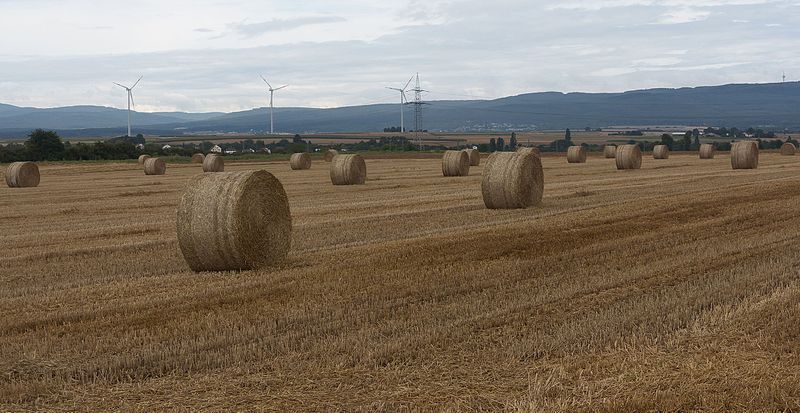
left=230, top=16, right=347, bottom=38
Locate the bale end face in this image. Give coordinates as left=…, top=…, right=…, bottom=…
left=567, top=146, right=587, bottom=163
left=653, top=145, right=670, bottom=159
left=177, top=170, right=292, bottom=272
left=143, top=158, right=167, bottom=175
left=138, top=154, right=151, bottom=165
left=731, top=141, right=759, bottom=170
left=616, top=145, right=642, bottom=170
left=330, top=154, right=367, bottom=185
left=5, top=162, right=40, bottom=188
left=289, top=153, right=312, bottom=170
left=482, top=151, right=544, bottom=209
left=442, top=150, right=470, bottom=176
left=203, top=154, right=225, bottom=172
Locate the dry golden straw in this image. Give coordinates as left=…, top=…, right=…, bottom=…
left=653, top=145, right=670, bottom=159
left=143, top=158, right=166, bottom=175
left=5, top=162, right=40, bottom=188
left=191, top=153, right=206, bottom=163
left=138, top=154, right=151, bottom=165
left=699, top=144, right=715, bottom=159
left=616, top=144, right=642, bottom=170
left=330, top=154, right=367, bottom=185
left=203, top=154, right=224, bottom=172
left=442, top=150, right=470, bottom=176
left=731, top=141, right=759, bottom=169
left=464, top=148, right=481, bottom=166
left=604, top=145, right=617, bottom=158
left=780, top=143, right=796, bottom=156
left=290, top=153, right=312, bottom=170
left=517, top=147, right=541, bottom=156
left=567, top=146, right=587, bottom=163
left=176, top=170, right=292, bottom=272
left=482, top=151, right=544, bottom=209
left=324, top=149, right=338, bottom=162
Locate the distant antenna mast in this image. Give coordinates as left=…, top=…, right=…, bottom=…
left=410, top=73, right=427, bottom=150
left=783, top=71, right=787, bottom=83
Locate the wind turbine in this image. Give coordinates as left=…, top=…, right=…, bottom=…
left=113, top=76, right=143, bottom=137
left=386, top=75, right=414, bottom=133
left=260, top=75, right=288, bottom=134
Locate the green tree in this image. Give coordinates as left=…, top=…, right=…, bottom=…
left=26, top=129, right=65, bottom=161
left=682, top=132, right=692, bottom=151
left=509, top=132, right=518, bottom=150
left=692, top=135, right=701, bottom=150
left=489, top=138, right=497, bottom=152
left=497, top=137, right=506, bottom=151
left=565, top=128, right=572, bottom=142
left=660, top=134, right=674, bottom=150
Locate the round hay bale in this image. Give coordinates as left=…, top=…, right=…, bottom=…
left=464, top=148, right=481, bottom=166
left=780, top=142, right=796, bottom=156
left=699, top=144, right=715, bottom=159
left=603, top=145, right=617, bottom=158
left=442, top=150, right=470, bottom=177
left=567, top=146, right=587, bottom=163
left=191, top=153, right=205, bottom=163
left=143, top=157, right=166, bottom=175
left=330, top=154, right=366, bottom=185
left=481, top=151, right=544, bottom=209
left=324, top=149, right=338, bottom=162
left=203, top=154, right=224, bottom=172
left=653, top=145, right=670, bottom=159
left=176, top=170, right=291, bottom=272
left=731, top=141, right=759, bottom=170
left=5, top=162, right=40, bottom=188
left=615, top=144, right=642, bottom=170
left=138, top=154, right=151, bottom=165
left=289, top=152, right=312, bottom=170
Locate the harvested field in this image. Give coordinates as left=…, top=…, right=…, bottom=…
left=1, top=153, right=800, bottom=411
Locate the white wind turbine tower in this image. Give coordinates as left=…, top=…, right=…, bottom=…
left=386, top=75, right=414, bottom=133
left=113, top=76, right=143, bottom=137
left=260, top=75, right=288, bottom=134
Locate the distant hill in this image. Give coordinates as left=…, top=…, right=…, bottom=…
left=1, top=82, right=798, bottom=139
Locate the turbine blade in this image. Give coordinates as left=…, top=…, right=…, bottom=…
left=131, top=76, right=143, bottom=89
left=113, top=82, right=128, bottom=89
left=403, top=75, right=414, bottom=91
left=260, top=75, right=272, bottom=89
left=275, top=85, right=288, bottom=91
left=129, top=91, right=135, bottom=108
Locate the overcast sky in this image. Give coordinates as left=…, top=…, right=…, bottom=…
left=0, top=0, right=798, bottom=112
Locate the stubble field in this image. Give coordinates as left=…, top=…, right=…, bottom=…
left=1, top=152, right=799, bottom=411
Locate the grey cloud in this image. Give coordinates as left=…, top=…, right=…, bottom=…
left=230, top=16, right=347, bottom=38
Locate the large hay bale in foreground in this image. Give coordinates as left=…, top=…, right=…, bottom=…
left=176, top=170, right=291, bottom=272
left=330, top=154, right=366, bottom=185
left=191, top=153, right=205, bottom=163
left=731, top=141, right=759, bottom=169
left=780, top=143, right=796, bottom=156
left=567, top=146, right=587, bottom=163
left=699, top=144, right=715, bottom=159
left=465, top=149, right=481, bottom=166
left=138, top=154, right=151, bottom=165
left=203, top=154, right=224, bottom=172
left=143, top=158, right=166, bottom=175
left=290, top=153, right=312, bottom=170
left=616, top=144, right=642, bottom=170
left=5, top=162, right=40, bottom=188
left=482, top=151, right=544, bottom=209
left=324, top=149, right=338, bottom=162
left=653, top=145, right=669, bottom=159
left=442, top=150, right=470, bottom=176
left=603, top=145, right=617, bottom=158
